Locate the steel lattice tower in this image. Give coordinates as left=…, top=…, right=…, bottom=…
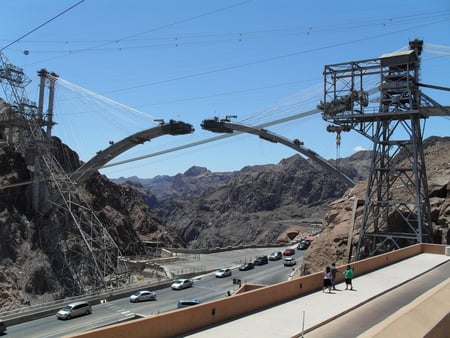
left=318, top=40, right=448, bottom=259
left=1, top=55, right=128, bottom=294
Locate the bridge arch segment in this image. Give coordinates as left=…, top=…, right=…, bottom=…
left=201, top=118, right=354, bottom=186
left=71, top=120, right=194, bottom=185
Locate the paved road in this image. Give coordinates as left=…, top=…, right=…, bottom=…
left=305, top=259, right=450, bottom=337
left=184, top=253, right=449, bottom=338
left=5, top=246, right=300, bottom=338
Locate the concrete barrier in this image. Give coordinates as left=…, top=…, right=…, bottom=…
left=65, top=243, right=448, bottom=338
left=359, top=278, right=450, bottom=338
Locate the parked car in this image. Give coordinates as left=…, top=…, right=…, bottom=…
left=239, top=262, right=255, bottom=271
left=254, top=255, right=268, bottom=265
left=283, top=248, right=295, bottom=256
left=177, top=299, right=201, bottom=308
left=215, top=268, right=232, bottom=278
left=0, top=319, right=6, bottom=335
left=268, top=251, right=282, bottom=261
left=129, top=290, right=157, bottom=302
left=283, top=257, right=296, bottom=267
left=297, top=240, right=311, bottom=250
left=56, top=301, right=92, bottom=320
left=171, top=278, right=194, bottom=290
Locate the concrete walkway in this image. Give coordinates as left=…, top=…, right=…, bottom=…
left=184, top=253, right=449, bottom=338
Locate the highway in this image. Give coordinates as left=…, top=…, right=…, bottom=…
left=5, top=246, right=305, bottom=338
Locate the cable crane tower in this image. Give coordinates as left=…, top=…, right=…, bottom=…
left=0, top=53, right=128, bottom=294
left=318, top=39, right=449, bottom=259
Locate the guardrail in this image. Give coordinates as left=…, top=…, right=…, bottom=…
left=64, top=243, right=449, bottom=338
left=0, top=243, right=285, bottom=326
left=0, top=277, right=172, bottom=326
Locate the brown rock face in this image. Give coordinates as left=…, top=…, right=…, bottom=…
left=302, top=136, right=450, bottom=274
left=0, top=138, right=183, bottom=310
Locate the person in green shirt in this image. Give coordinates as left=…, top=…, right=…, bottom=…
left=344, top=265, right=354, bottom=290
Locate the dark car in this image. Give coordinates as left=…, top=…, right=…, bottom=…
left=239, top=262, right=255, bottom=271
left=297, top=240, right=311, bottom=250
left=283, top=248, right=295, bottom=256
left=0, top=319, right=6, bottom=335
left=177, top=299, right=201, bottom=308
left=254, top=256, right=268, bottom=265
left=269, top=251, right=282, bottom=261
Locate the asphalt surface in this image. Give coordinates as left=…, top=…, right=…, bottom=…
left=181, top=253, right=449, bottom=338
left=305, top=259, right=450, bottom=338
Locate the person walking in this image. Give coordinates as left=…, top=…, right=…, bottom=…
left=330, top=263, right=338, bottom=290
left=323, top=266, right=332, bottom=293
left=344, top=265, right=354, bottom=290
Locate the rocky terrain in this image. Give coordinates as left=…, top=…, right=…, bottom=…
left=115, top=150, right=372, bottom=248
left=0, top=131, right=448, bottom=312
left=302, top=136, right=450, bottom=274
left=0, top=139, right=183, bottom=310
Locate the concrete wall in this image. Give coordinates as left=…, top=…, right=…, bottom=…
left=65, top=244, right=448, bottom=338
left=359, top=278, right=450, bottom=338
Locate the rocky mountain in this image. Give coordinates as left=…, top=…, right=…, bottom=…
left=0, top=139, right=183, bottom=311
left=1, top=130, right=448, bottom=312
left=115, top=151, right=373, bottom=248
left=114, top=166, right=234, bottom=206
left=302, top=136, right=450, bottom=274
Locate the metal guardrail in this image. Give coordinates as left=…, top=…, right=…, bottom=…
left=0, top=277, right=172, bottom=326
left=0, top=243, right=295, bottom=326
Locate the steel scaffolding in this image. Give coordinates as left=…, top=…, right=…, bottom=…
left=318, top=40, right=448, bottom=259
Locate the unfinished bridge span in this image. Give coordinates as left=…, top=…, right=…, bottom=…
left=201, top=117, right=355, bottom=186
left=71, top=119, right=194, bottom=185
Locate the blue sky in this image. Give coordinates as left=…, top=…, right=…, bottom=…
left=1, top=0, right=449, bottom=179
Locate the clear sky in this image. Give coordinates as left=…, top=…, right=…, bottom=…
left=1, top=0, right=449, bottom=179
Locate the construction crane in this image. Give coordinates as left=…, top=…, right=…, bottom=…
left=318, top=39, right=450, bottom=259
left=1, top=53, right=128, bottom=294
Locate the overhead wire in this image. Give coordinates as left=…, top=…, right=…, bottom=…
left=9, top=9, right=450, bottom=54
left=0, top=0, right=86, bottom=52
left=19, top=0, right=254, bottom=66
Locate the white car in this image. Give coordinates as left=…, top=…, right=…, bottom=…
left=215, top=268, right=232, bottom=278
left=56, top=301, right=92, bottom=320
left=171, top=278, right=194, bottom=290
left=129, top=290, right=157, bottom=302
left=283, top=257, right=296, bottom=267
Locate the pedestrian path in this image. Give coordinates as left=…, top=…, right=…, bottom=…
left=185, top=253, right=449, bottom=338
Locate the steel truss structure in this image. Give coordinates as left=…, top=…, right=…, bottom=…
left=1, top=54, right=128, bottom=295
left=318, top=40, right=448, bottom=259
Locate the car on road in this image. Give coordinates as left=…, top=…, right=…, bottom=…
left=283, top=248, right=295, bottom=256
left=268, top=251, right=282, bottom=261
left=254, top=255, right=268, bottom=265
left=171, top=278, right=194, bottom=290
left=215, top=268, right=232, bottom=278
left=177, top=299, right=201, bottom=308
left=129, top=290, right=157, bottom=302
left=283, top=257, right=296, bottom=267
left=297, top=240, right=311, bottom=250
left=239, top=262, right=255, bottom=271
left=0, top=319, right=6, bottom=335
left=56, top=301, right=92, bottom=320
